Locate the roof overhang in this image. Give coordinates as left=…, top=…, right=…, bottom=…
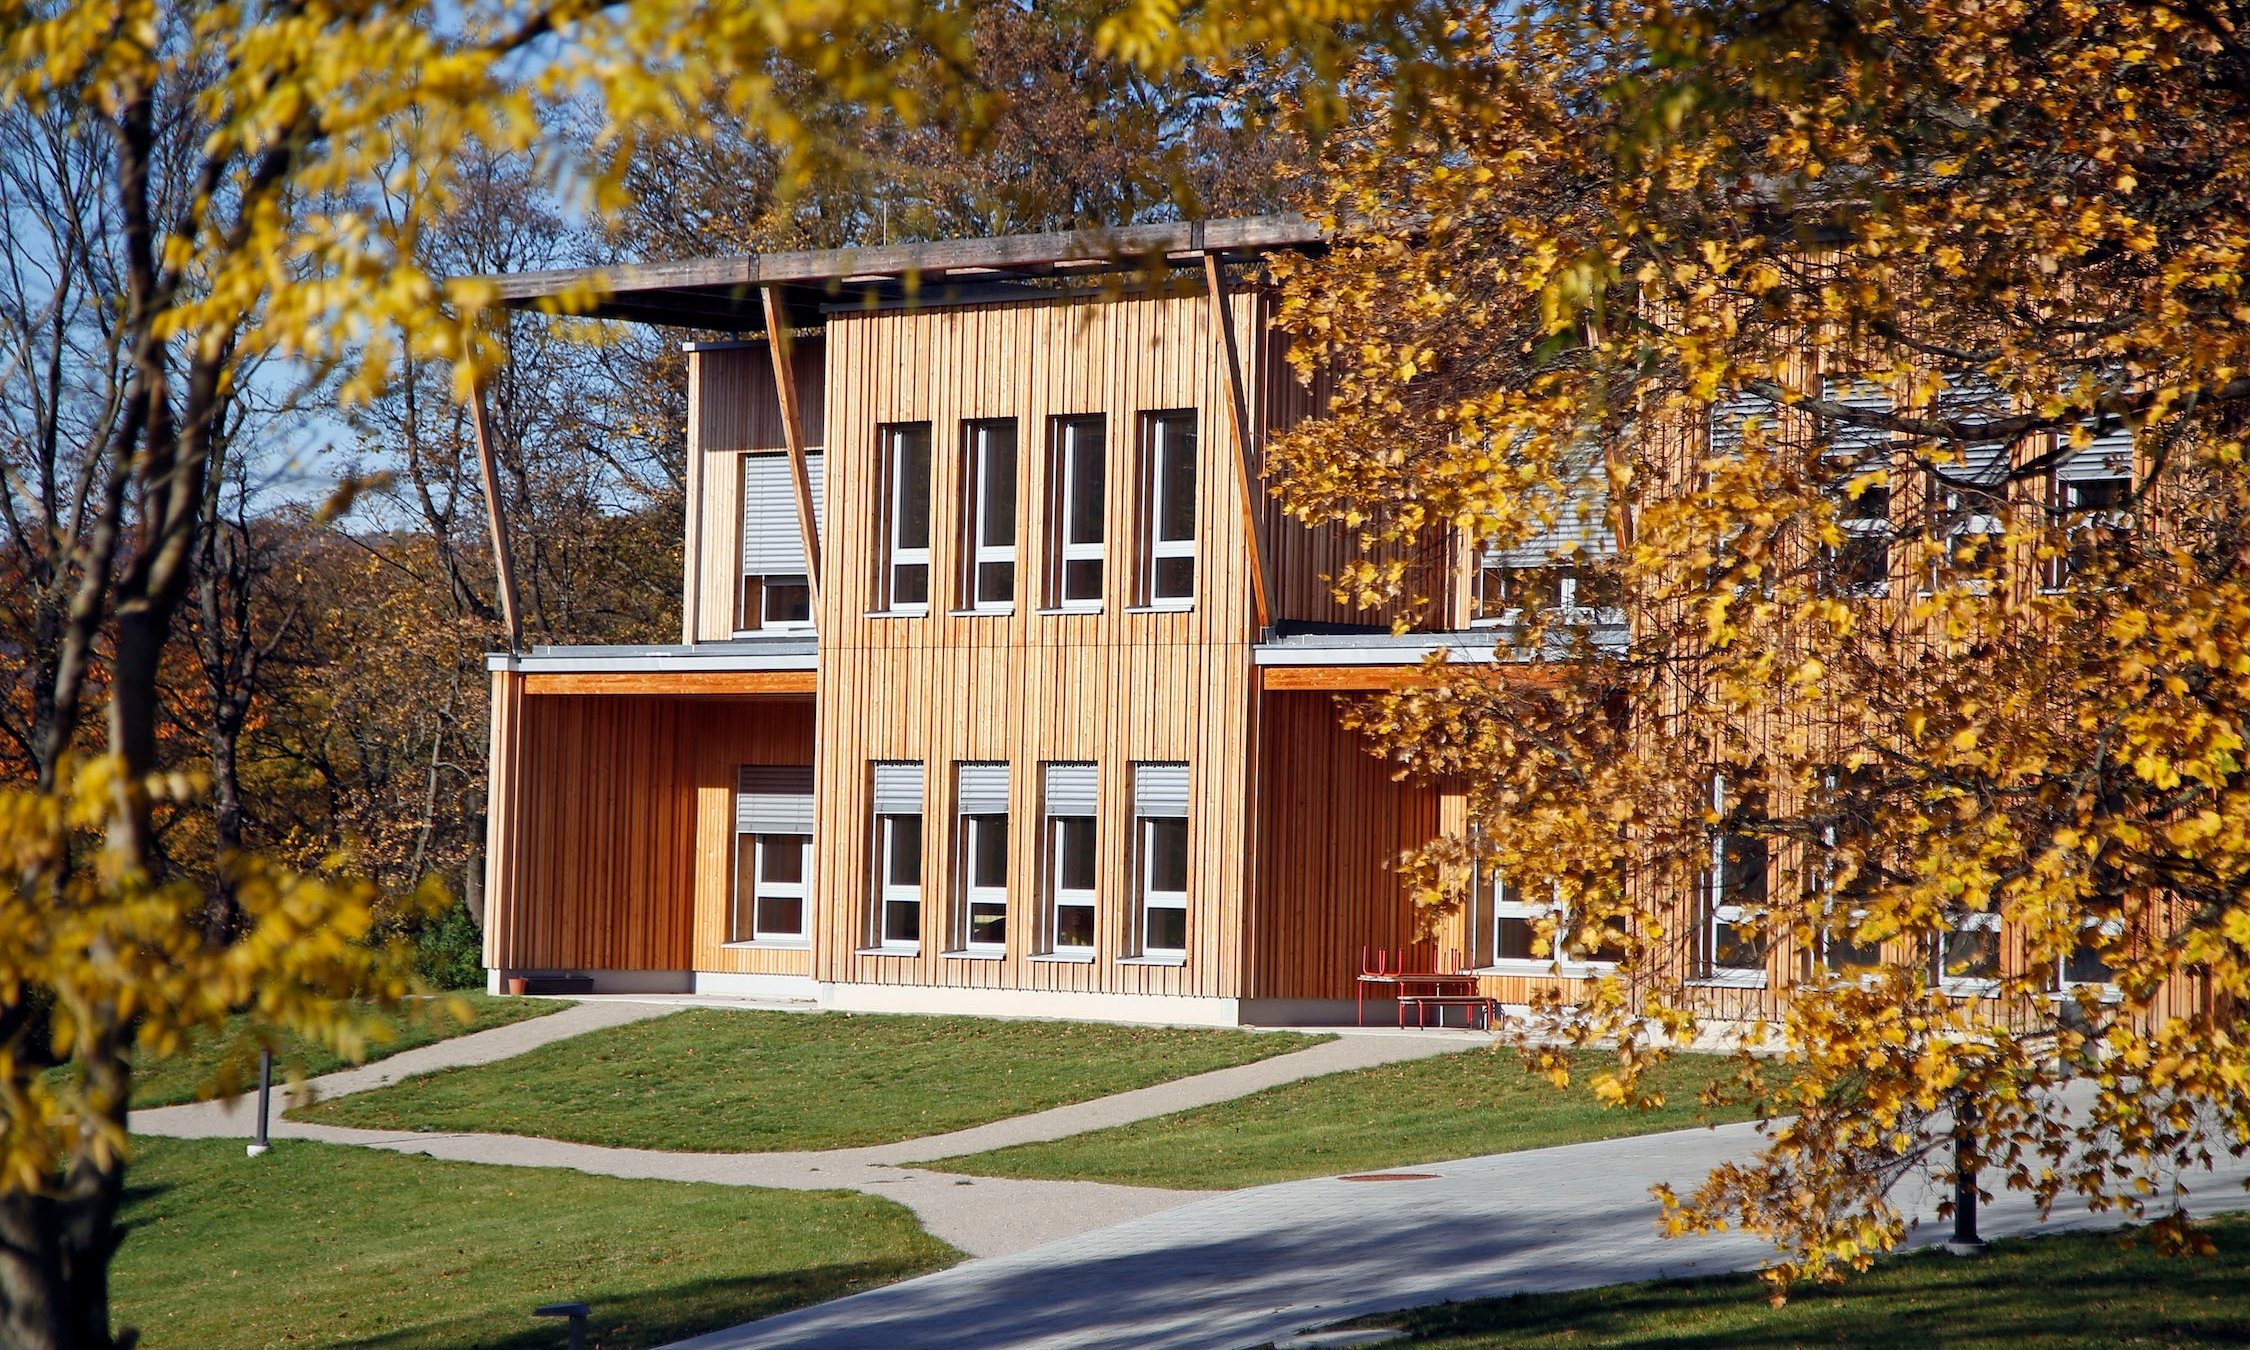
left=489, top=641, right=816, bottom=695
left=475, top=216, right=1327, bottom=333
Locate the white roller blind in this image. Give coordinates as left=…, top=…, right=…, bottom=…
left=956, top=762, right=1010, bottom=814
left=871, top=761, right=923, bottom=815
left=1044, top=762, right=1097, bottom=816
left=741, top=451, right=826, bottom=575
left=736, top=765, right=814, bottom=834
left=1820, top=377, right=1892, bottom=461
left=1707, top=388, right=1778, bottom=456
left=1132, top=762, right=1189, bottom=819
left=1934, top=378, right=2011, bottom=484
left=2058, top=420, right=2134, bottom=483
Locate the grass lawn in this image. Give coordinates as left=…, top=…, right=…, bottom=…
left=1354, top=1213, right=2250, bottom=1347
left=126, top=994, right=562, bottom=1110
left=291, top=1009, right=1329, bottom=1151
left=113, top=1136, right=957, bottom=1350
left=924, top=1046, right=1751, bottom=1189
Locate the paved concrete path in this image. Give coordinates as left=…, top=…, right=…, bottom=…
left=132, top=1004, right=1485, bottom=1258
left=663, top=1111, right=2250, bottom=1350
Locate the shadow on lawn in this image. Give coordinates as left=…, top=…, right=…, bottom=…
left=333, top=1259, right=933, bottom=1350
left=1394, top=1236, right=2250, bottom=1348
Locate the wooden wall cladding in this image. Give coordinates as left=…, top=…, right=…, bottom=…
left=482, top=685, right=815, bottom=975
left=806, top=289, right=1260, bottom=998
left=687, top=341, right=828, bottom=641
left=1248, top=691, right=1442, bottom=1000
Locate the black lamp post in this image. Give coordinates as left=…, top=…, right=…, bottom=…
left=246, top=1048, right=273, bottom=1158
left=1944, top=1090, right=1988, bottom=1255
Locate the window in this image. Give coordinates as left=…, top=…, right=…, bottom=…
left=1473, top=559, right=1622, bottom=624
left=1924, top=380, right=2012, bottom=591
left=1483, top=871, right=1621, bottom=972
left=1814, top=378, right=1893, bottom=598
left=1140, top=412, right=1197, bottom=606
left=879, top=423, right=934, bottom=612
left=2047, top=429, right=2133, bottom=589
left=962, top=420, right=1018, bottom=612
left=731, top=766, right=814, bottom=942
left=1812, top=766, right=1884, bottom=980
left=954, top=762, right=1010, bottom=954
left=1133, top=762, right=1189, bottom=957
left=738, top=453, right=824, bottom=631
left=2060, top=916, right=2123, bottom=994
left=871, top=761, right=924, bottom=949
left=1933, top=909, right=2001, bottom=997
left=1044, top=762, right=1098, bottom=954
left=1048, top=416, right=1107, bottom=611
left=1697, top=774, right=1769, bottom=984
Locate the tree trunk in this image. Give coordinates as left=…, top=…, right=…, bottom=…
left=0, top=1054, right=130, bottom=1350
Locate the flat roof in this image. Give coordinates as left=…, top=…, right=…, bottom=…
left=477, top=216, right=1325, bottom=332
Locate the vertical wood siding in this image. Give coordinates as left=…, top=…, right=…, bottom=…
left=483, top=689, right=814, bottom=974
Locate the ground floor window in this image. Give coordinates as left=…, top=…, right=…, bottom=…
left=955, top=761, right=1010, bottom=954
left=1132, top=762, right=1189, bottom=957
left=733, top=834, right=810, bottom=941
left=1697, top=773, right=1770, bottom=985
left=732, top=765, right=814, bottom=943
left=1933, top=909, right=2001, bottom=997
left=1044, top=761, right=1099, bottom=954
left=871, top=761, right=925, bottom=949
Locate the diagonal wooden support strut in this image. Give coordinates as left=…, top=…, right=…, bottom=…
left=466, top=370, right=524, bottom=654
left=1203, top=252, right=1273, bottom=633
left=761, top=285, right=824, bottom=601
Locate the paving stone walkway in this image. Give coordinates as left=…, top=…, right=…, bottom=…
left=662, top=1109, right=2250, bottom=1350
left=130, top=998, right=1484, bottom=1257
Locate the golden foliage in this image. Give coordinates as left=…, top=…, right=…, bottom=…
left=1270, top=0, right=2250, bottom=1288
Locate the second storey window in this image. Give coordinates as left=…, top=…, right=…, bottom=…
left=962, top=420, right=1018, bottom=612
left=733, top=765, right=814, bottom=942
left=2048, top=425, right=2133, bottom=589
left=1133, top=762, right=1190, bottom=957
left=739, top=452, right=824, bottom=630
left=871, top=760, right=924, bottom=949
left=955, top=761, right=1010, bottom=953
left=1048, top=415, right=1106, bottom=611
left=1044, top=762, right=1098, bottom=954
left=1140, top=412, right=1197, bottom=607
left=879, top=423, right=933, bottom=612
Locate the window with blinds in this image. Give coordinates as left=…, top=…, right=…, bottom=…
left=739, top=452, right=824, bottom=630
left=1043, top=762, right=1097, bottom=954
left=955, top=762, right=1010, bottom=953
left=1132, top=762, right=1189, bottom=957
left=1818, top=377, right=1894, bottom=597
left=732, top=765, right=814, bottom=942
left=871, top=761, right=925, bottom=949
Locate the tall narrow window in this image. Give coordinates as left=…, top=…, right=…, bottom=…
left=871, top=761, right=924, bottom=949
left=1924, top=380, right=2011, bottom=590
left=1140, top=412, right=1197, bottom=606
left=739, top=453, right=824, bottom=630
left=1698, top=773, right=1769, bottom=985
left=954, top=762, right=1010, bottom=953
left=1048, top=416, right=1106, bottom=611
left=1814, top=765, right=1884, bottom=980
left=879, top=423, right=933, bottom=612
left=732, top=765, right=814, bottom=941
left=2048, top=422, right=2133, bottom=589
left=962, top=420, right=1018, bottom=612
left=1132, top=762, right=1190, bottom=956
left=1818, top=378, right=1892, bottom=598
left=1044, top=762, right=1098, bottom=954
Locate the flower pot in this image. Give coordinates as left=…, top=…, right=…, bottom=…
left=506, top=976, right=529, bottom=996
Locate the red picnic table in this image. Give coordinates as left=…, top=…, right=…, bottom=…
left=1355, top=946, right=1498, bottom=1029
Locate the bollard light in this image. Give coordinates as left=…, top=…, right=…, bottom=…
left=245, top=1049, right=274, bottom=1159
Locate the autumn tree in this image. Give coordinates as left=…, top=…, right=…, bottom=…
left=1267, top=0, right=2250, bottom=1289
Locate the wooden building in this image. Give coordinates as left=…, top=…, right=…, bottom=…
left=481, top=217, right=2140, bottom=1027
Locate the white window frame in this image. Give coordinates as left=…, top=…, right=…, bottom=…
left=1479, top=870, right=1616, bottom=977
left=2045, top=470, right=2133, bottom=592
left=1138, top=816, right=1189, bottom=957
left=2057, top=916, right=2124, bottom=1001
left=963, top=419, right=1018, bottom=614
left=1697, top=773, right=1769, bottom=987
left=747, top=573, right=813, bottom=631
left=732, top=833, right=811, bottom=943
left=1049, top=415, right=1106, bottom=612
left=1933, top=909, right=2002, bottom=998
left=957, top=811, right=1009, bottom=955
left=1140, top=412, right=1197, bottom=608
left=1048, top=814, right=1097, bottom=956
left=875, top=813, right=923, bottom=950
left=880, top=423, right=933, bottom=614
left=1811, top=769, right=1883, bottom=982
